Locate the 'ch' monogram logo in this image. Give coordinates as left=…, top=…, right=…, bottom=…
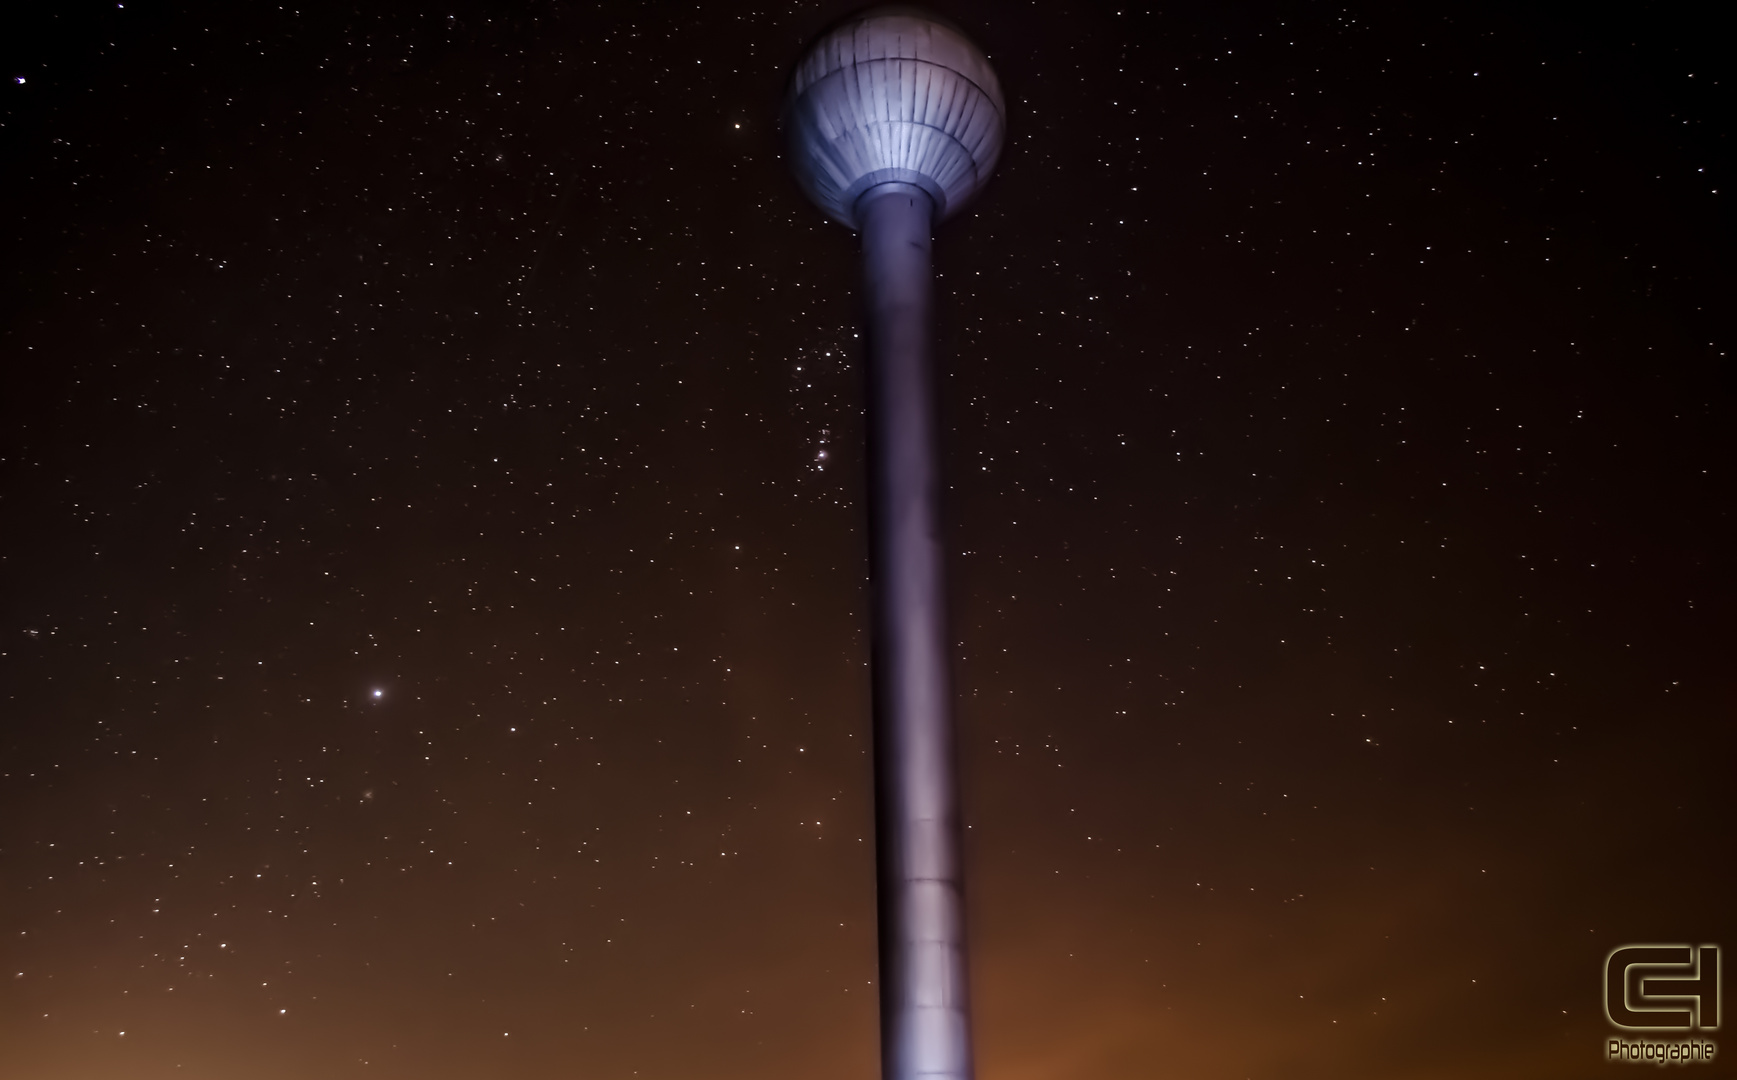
left=1606, top=945, right=1721, bottom=1031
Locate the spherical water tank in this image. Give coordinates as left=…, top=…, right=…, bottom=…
left=786, top=8, right=1006, bottom=229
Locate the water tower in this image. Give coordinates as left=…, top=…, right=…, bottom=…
left=785, top=10, right=1005, bottom=1080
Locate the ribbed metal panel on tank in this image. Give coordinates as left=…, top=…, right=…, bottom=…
left=787, top=10, right=1005, bottom=227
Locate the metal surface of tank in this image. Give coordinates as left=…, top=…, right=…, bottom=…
left=786, top=9, right=1005, bottom=228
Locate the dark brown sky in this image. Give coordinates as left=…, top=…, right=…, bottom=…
left=1, top=2, right=1730, bottom=1078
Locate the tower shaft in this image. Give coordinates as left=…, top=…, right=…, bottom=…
left=861, top=183, right=973, bottom=1080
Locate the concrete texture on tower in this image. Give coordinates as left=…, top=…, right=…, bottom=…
left=786, top=9, right=1006, bottom=228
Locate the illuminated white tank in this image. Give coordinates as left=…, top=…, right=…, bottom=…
left=786, top=8, right=1006, bottom=228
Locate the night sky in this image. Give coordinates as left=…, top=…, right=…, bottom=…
left=1, top=2, right=1730, bottom=1078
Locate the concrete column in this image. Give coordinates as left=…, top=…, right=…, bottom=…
left=858, top=181, right=973, bottom=1080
